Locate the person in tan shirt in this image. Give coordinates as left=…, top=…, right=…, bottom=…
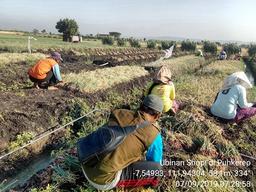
left=81, top=95, right=164, bottom=190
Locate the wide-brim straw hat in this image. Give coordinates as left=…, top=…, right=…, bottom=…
left=153, top=65, right=172, bottom=84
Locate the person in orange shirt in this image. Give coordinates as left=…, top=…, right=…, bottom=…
left=28, top=52, right=63, bottom=90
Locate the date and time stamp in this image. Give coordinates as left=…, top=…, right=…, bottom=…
left=134, top=159, right=254, bottom=188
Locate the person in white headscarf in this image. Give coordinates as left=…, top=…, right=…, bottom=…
left=210, top=71, right=256, bottom=123
left=196, top=49, right=203, bottom=57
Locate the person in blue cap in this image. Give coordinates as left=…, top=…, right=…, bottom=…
left=81, top=95, right=164, bottom=190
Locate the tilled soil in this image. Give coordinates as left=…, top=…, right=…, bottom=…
left=0, top=48, right=158, bottom=180
left=0, top=73, right=152, bottom=182
left=0, top=88, right=81, bottom=179
left=0, top=89, right=78, bottom=145
left=0, top=61, right=30, bottom=90
left=0, top=61, right=98, bottom=90
left=0, top=52, right=158, bottom=90
left=1, top=73, right=150, bottom=191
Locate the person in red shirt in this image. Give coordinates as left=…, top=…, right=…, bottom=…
left=28, top=52, right=63, bottom=90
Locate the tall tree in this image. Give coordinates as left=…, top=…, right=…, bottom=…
left=56, top=18, right=79, bottom=42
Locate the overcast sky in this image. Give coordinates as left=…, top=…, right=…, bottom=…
left=1, top=0, right=256, bottom=42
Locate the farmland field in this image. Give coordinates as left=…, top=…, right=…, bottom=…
left=0, top=33, right=160, bottom=53
left=0, top=33, right=256, bottom=192
left=0, top=33, right=114, bottom=52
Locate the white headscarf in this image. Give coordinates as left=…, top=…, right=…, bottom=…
left=222, top=71, right=252, bottom=90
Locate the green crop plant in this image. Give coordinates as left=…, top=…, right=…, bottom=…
left=181, top=40, right=196, bottom=52
left=203, top=41, right=218, bottom=55
left=52, top=165, right=77, bottom=186
left=76, top=113, right=108, bottom=137
left=8, top=131, right=35, bottom=151
left=101, top=36, right=114, bottom=45
left=78, top=185, right=98, bottom=192
left=129, top=38, right=141, bottom=48
left=248, top=44, right=256, bottom=58
left=223, top=43, right=240, bottom=56
left=31, top=184, right=57, bottom=192
left=161, top=41, right=176, bottom=50
left=58, top=98, right=94, bottom=139
left=117, top=38, right=126, bottom=47
left=7, top=131, right=35, bottom=160
left=147, top=40, right=156, bottom=49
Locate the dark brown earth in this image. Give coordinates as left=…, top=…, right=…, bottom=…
left=0, top=71, right=152, bottom=181
left=0, top=88, right=80, bottom=179
left=0, top=89, right=77, bottom=145
left=0, top=61, right=98, bottom=90
left=8, top=74, right=151, bottom=191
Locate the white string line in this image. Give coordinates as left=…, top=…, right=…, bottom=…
left=99, top=62, right=109, bottom=66
left=1, top=107, right=255, bottom=163
left=0, top=179, right=18, bottom=192
left=240, top=153, right=256, bottom=161
left=0, top=109, right=105, bottom=161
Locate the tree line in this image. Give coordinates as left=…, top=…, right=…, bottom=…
left=31, top=17, right=256, bottom=56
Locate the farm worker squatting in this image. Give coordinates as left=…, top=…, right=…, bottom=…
left=145, top=65, right=179, bottom=114
left=197, top=49, right=203, bottom=57
left=219, top=50, right=227, bottom=60
left=28, top=52, right=63, bottom=90
left=81, top=95, right=164, bottom=190
left=210, top=71, right=256, bottom=124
